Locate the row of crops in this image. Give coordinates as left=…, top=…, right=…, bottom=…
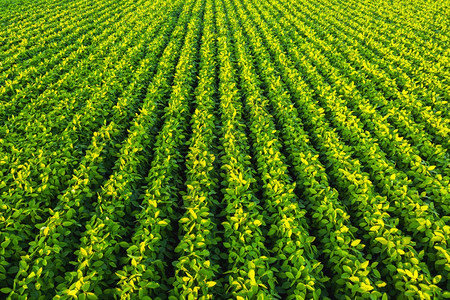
left=1, top=0, right=449, bottom=298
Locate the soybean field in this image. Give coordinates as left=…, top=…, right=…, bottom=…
left=1, top=0, right=450, bottom=298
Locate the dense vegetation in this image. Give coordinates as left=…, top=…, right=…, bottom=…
left=1, top=0, right=449, bottom=298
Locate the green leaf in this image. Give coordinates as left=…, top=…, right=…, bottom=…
left=386, top=264, right=396, bottom=272
left=343, top=265, right=352, bottom=274
left=433, top=275, right=442, bottom=284
left=351, top=239, right=361, bottom=247
left=0, top=288, right=12, bottom=294
left=147, top=282, right=159, bottom=289
left=93, top=261, right=103, bottom=268
left=86, top=293, right=98, bottom=300
left=82, top=282, right=91, bottom=292
left=375, top=237, right=388, bottom=245
left=248, top=269, right=255, bottom=280
left=1, top=239, right=10, bottom=248
left=80, top=248, right=88, bottom=257
left=139, top=289, right=146, bottom=298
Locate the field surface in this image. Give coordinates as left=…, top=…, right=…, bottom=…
left=1, top=0, right=450, bottom=298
